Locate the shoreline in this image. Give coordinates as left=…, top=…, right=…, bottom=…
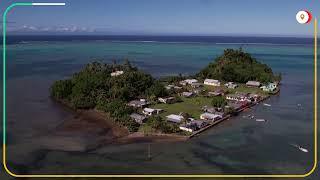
left=49, top=90, right=276, bottom=150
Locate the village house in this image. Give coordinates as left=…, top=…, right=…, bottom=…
left=225, top=82, right=238, bottom=89
left=204, top=79, right=221, bottom=86
left=142, top=108, right=163, bottom=116
left=202, top=106, right=216, bottom=113
left=166, top=114, right=184, bottom=123
left=179, top=124, right=197, bottom=132
left=174, top=86, right=183, bottom=90
left=192, top=120, right=208, bottom=129
left=260, top=82, right=277, bottom=92
left=202, top=106, right=225, bottom=117
left=200, top=112, right=222, bottom=121
left=191, top=82, right=203, bottom=88
left=127, top=99, right=149, bottom=108
left=226, top=92, right=251, bottom=102
left=246, top=81, right=261, bottom=87
left=110, top=70, right=124, bottom=77
left=182, top=91, right=194, bottom=98
left=179, top=80, right=187, bottom=86
left=184, top=79, right=198, bottom=84
left=208, top=88, right=225, bottom=96
left=179, top=120, right=208, bottom=132
left=158, top=97, right=175, bottom=104
left=130, top=113, right=146, bottom=124
left=180, top=79, right=198, bottom=86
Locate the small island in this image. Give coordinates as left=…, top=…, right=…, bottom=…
left=50, top=48, right=281, bottom=141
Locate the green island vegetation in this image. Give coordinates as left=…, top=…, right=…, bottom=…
left=197, top=48, right=281, bottom=83
left=51, top=48, right=280, bottom=136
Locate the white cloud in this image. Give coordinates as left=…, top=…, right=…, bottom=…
left=8, top=25, right=97, bottom=34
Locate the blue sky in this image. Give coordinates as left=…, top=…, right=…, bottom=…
left=1, top=0, right=319, bottom=36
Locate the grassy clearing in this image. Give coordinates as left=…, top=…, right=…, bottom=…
left=151, top=96, right=212, bottom=119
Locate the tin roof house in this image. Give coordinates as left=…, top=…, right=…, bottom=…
left=225, top=82, right=238, bottom=89
left=166, top=114, right=184, bottom=123
left=130, top=113, right=146, bottom=124
left=142, top=108, right=163, bottom=116
left=204, top=79, right=221, bottom=86
left=260, top=82, right=277, bottom=92
left=127, top=99, right=149, bottom=108
left=200, top=113, right=222, bottom=121
left=246, top=81, right=261, bottom=87
left=158, top=97, right=175, bottom=104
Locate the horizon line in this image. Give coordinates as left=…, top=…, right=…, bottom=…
left=3, top=34, right=314, bottom=38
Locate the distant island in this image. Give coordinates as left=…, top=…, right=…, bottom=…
left=50, top=48, right=281, bottom=140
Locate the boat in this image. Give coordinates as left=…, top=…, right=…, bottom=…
left=256, top=119, right=266, bottom=122
left=290, top=144, right=309, bottom=153
left=263, top=103, right=271, bottom=107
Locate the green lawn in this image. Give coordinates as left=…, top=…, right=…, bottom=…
left=151, top=84, right=268, bottom=120
left=151, top=96, right=212, bottom=119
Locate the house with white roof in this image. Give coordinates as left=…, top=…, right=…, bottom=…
left=204, top=79, right=221, bottom=86
left=184, top=79, right=198, bottom=84
left=166, top=114, right=184, bottom=123
left=246, top=81, right=261, bottom=87
left=225, top=82, right=238, bottom=89
left=158, top=97, right=175, bottom=104
left=130, top=113, right=146, bottom=124
left=200, top=113, right=222, bottom=121
left=260, top=82, right=277, bottom=92
left=142, top=108, right=163, bottom=116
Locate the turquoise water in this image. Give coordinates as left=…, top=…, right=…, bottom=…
left=3, top=40, right=317, bottom=175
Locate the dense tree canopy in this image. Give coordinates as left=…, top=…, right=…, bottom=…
left=197, top=49, right=280, bottom=83
left=211, top=96, right=227, bottom=108
left=50, top=61, right=167, bottom=132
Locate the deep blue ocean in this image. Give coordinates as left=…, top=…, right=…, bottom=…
left=1, top=35, right=318, bottom=177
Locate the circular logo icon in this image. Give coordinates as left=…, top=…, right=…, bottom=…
left=296, top=10, right=312, bottom=24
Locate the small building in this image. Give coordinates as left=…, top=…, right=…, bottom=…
left=226, top=92, right=250, bottom=102
left=158, top=97, right=175, bottom=104
left=179, top=123, right=198, bottom=132
left=110, top=70, right=124, bottom=77
left=246, top=81, right=261, bottom=87
left=208, top=89, right=225, bottom=96
left=225, top=82, right=238, bottom=89
left=202, top=106, right=225, bottom=117
left=200, top=113, right=222, bottom=121
left=127, top=99, right=149, bottom=108
left=202, top=106, right=216, bottom=113
left=174, top=86, right=183, bottom=90
left=204, top=79, right=221, bottom=86
left=166, top=114, right=184, bottom=123
left=260, top=82, right=277, bottom=92
left=182, top=91, right=194, bottom=98
left=192, top=120, right=208, bottom=129
left=130, top=113, right=146, bottom=124
left=191, top=82, right=203, bottom=88
left=179, top=80, right=187, bottom=86
left=142, top=108, right=163, bottom=116
left=184, top=79, right=198, bottom=85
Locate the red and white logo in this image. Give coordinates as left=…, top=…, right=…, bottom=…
left=296, top=10, right=312, bottom=24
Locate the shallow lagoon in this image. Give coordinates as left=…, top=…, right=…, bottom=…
left=2, top=37, right=316, bottom=175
